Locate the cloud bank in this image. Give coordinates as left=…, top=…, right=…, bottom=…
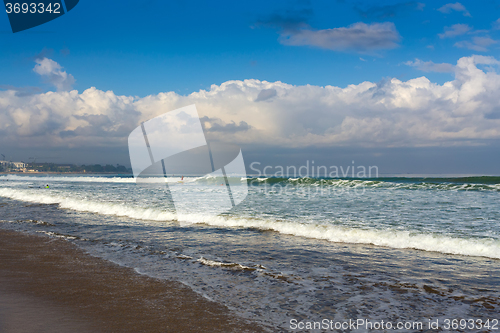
left=278, top=22, right=401, bottom=53
left=33, top=58, right=75, bottom=91
left=2, top=55, right=500, bottom=153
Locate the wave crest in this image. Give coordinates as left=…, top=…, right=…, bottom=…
left=1, top=188, right=499, bottom=259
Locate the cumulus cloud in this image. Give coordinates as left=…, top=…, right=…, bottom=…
left=33, top=57, right=75, bottom=91
left=2, top=55, right=500, bottom=151
left=437, top=2, right=471, bottom=17
left=404, top=59, right=455, bottom=73
left=279, top=22, right=401, bottom=53
left=0, top=87, right=139, bottom=148
left=454, top=36, right=498, bottom=52
left=438, top=24, right=471, bottom=38
left=0, top=85, right=42, bottom=97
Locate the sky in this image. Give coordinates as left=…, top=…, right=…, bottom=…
left=1, top=0, right=500, bottom=174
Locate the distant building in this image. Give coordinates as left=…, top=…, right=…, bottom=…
left=12, top=162, right=26, bottom=169
left=0, top=160, right=27, bottom=171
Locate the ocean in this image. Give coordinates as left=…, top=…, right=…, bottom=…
left=0, top=174, right=499, bottom=331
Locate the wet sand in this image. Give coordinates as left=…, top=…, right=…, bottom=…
left=0, top=229, right=265, bottom=333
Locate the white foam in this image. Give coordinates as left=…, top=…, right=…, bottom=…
left=197, top=257, right=258, bottom=271
left=0, top=174, right=230, bottom=185
left=1, top=187, right=499, bottom=259
left=0, top=188, right=176, bottom=221
left=36, top=231, right=79, bottom=240
left=0, top=175, right=191, bottom=184
left=184, top=214, right=500, bottom=259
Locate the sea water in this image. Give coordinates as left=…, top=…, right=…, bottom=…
left=0, top=174, right=499, bottom=331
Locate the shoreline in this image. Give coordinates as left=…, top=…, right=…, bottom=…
left=0, top=229, right=266, bottom=333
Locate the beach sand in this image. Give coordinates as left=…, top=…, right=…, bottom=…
left=0, top=229, right=265, bottom=333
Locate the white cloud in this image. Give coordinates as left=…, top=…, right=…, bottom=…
left=0, top=87, right=138, bottom=147
left=438, top=24, right=471, bottom=39
left=2, top=56, right=500, bottom=151
left=437, top=2, right=471, bottom=17
left=33, top=57, right=75, bottom=91
left=279, top=22, right=401, bottom=53
left=455, top=36, right=498, bottom=52
left=404, top=59, right=455, bottom=73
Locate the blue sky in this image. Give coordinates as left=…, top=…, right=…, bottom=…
left=2, top=0, right=499, bottom=96
left=1, top=0, right=500, bottom=174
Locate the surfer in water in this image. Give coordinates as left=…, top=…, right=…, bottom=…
left=28, top=184, right=50, bottom=188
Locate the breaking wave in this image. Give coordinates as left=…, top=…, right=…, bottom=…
left=2, top=174, right=500, bottom=191
left=0, top=187, right=499, bottom=259
left=245, top=176, right=500, bottom=191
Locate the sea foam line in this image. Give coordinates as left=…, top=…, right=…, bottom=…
left=0, top=188, right=176, bottom=221
left=0, top=174, right=220, bottom=184
left=1, top=188, right=499, bottom=259
left=181, top=213, right=500, bottom=259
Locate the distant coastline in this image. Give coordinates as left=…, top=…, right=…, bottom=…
left=0, top=171, right=132, bottom=175
left=0, top=162, right=132, bottom=174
